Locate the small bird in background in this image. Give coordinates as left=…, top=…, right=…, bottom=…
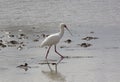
left=41, top=23, right=72, bottom=59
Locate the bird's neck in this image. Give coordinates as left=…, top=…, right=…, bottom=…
left=59, top=27, right=64, bottom=38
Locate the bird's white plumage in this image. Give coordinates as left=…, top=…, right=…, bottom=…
left=41, top=23, right=67, bottom=47
left=41, top=33, right=61, bottom=47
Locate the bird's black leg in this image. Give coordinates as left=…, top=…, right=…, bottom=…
left=54, top=45, right=64, bottom=59
left=45, top=46, right=51, bottom=59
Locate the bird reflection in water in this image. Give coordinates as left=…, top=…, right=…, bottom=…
left=42, top=58, right=66, bottom=82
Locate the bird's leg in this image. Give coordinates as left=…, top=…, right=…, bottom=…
left=54, top=45, right=64, bottom=59
left=45, top=46, right=51, bottom=59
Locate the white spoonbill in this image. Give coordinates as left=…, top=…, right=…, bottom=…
left=41, top=23, right=72, bottom=59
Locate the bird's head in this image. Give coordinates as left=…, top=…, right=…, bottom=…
left=60, top=23, right=72, bottom=36
left=60, top=23, right=67, bottom=28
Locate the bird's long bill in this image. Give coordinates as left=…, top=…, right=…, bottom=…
left=65, top=27, right=72, bottom=36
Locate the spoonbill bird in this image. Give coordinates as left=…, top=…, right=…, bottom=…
left=41, top=23, right=72, bottom=59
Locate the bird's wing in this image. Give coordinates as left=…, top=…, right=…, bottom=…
left=40, top=33, right=60, bottom=47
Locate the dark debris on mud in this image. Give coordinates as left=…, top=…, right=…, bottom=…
left=17, top=63, right=31, bottom=71
left=78, top=43, right=92, bottom=48
left=64, top=39, right=72, bottom=44
left=82, top=36, right=98, bottom=41
left=0, top=30, right=45, bottom=50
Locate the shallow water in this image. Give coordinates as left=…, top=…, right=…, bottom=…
left=0, top=0, right=120, bottom=82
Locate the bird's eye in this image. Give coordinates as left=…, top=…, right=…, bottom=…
left=64, top=25, right=67, bottom=27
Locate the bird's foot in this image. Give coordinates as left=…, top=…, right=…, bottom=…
left=61, top=56, right=65, bottom=59
left=62, top=56, right=69, bottom=58
left=60, top=56, right=69, bottom=59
